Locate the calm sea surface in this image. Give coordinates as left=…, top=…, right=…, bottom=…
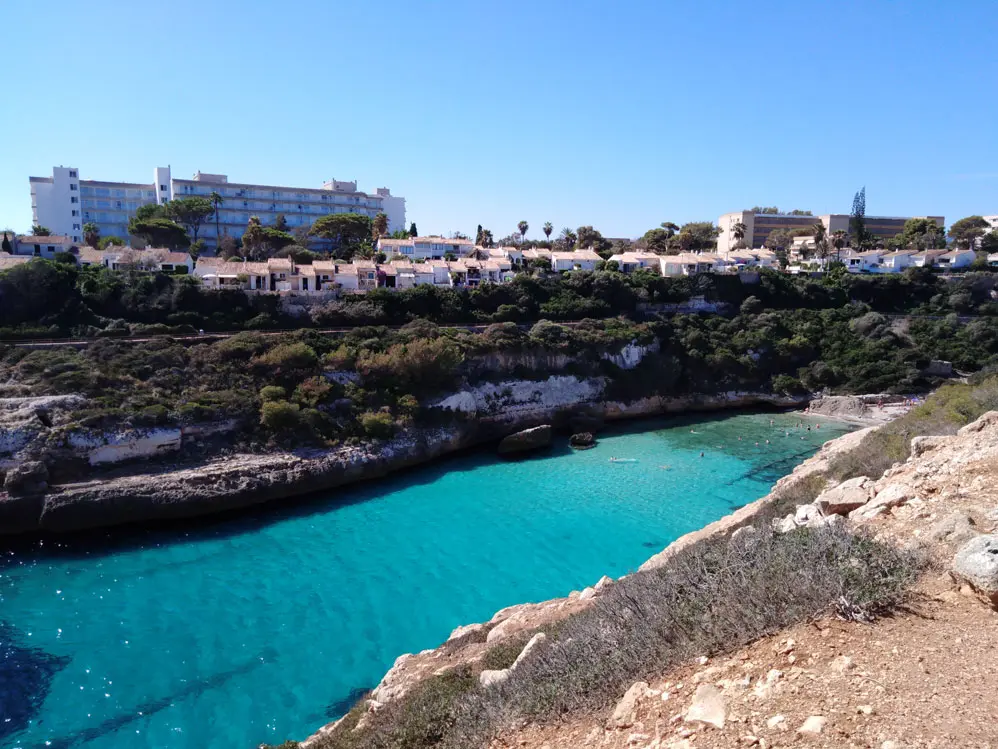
left=0, top=410, right=850, bottom=749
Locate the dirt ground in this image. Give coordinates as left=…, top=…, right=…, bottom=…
left=491, top=573, right=998, bottom=749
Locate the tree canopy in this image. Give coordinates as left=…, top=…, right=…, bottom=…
left=948, top=216, right=990, bottom=249
left=165, top=197, right=215, bottom=242
left=889, top=218, right=946, bottom=250
left=310, top=213, right=373, bottom=257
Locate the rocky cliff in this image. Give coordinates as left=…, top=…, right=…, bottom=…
left=300, top=411, right=998, bottom=749
left=0, top=368, right=803, bottom=534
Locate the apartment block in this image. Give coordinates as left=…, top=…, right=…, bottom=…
left=28, top=166, right=405, bottom=249
left=718, top=210, right=944, bottom=252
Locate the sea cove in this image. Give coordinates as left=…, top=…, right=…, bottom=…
left=0, top=411, right=850, bottom=749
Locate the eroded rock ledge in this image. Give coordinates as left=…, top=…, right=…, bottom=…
left=0, top=389, right=803, bottom=535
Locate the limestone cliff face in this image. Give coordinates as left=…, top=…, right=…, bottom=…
left=0, top=337, right=809, bottom=534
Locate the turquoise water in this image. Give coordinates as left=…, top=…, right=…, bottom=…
left=0, top=411, right=849, bottom=749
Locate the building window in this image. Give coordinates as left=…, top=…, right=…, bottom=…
left=71, top=197, right=78, bottom=203
left=160, top=184, right=167, bottom=191
left=73, top=223, right=80, bottom=230
left=69, top=170, right=77, bottom=178
left=70, top=183, right=77, bottom=190
left=71, top=210, right=78, bottom=216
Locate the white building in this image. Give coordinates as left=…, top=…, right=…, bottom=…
left=12, top=234, right=78, bottom=258
left=28, top=166, right=405, bottom=249
left=377, top=236, right=474, bottom=260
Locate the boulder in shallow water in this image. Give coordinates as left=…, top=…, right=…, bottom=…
left=569, top=432, right=596, bottom=449
left=498, top=425, right=553, bottom=457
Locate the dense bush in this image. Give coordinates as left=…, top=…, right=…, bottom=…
left=260, top=400, right=302, bottom=432
left=4, top=258, right=998, bottom=341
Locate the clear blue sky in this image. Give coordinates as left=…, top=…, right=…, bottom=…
left=1, top=0, right=996, bottom=240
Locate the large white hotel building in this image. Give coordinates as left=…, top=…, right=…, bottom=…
left=28, top=166, right=405, bottom=248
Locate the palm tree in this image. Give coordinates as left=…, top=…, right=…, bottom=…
left=543, top=222, right=553, bottom=241
left=83, top=222, right=100, bottom=248
left=517, top=221, right=529, bottom=244
left=209, top=191, right=223, bottom=250
left=811, top=222, right=828, bottom=263
left=373, top=212, right=389, bottom=239
left=731, top=221, right=747, bottom=248
left=831, top=230, right=848, bottom=262
left=559, top=227, right=577, bottom=250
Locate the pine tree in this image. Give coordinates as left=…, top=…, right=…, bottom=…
left=850, top=187, right=867, bottom=246
left=409, top=222, right=418, bottom=237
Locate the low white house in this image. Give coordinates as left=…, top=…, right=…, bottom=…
left=843, top=250, right=884, bottom=273
left=935, top=249, right=976, bottom=270
left=608, top=251, right=661, bottom=273
left=377, top=236, right=474, bottom=260
left=910, top=250, right=948, bottom=268
left=876, top=251, right=917, bottom=273
left=13, top=234, right=78, bottom=258
left=660, top=253, right=720, bottom=276
left=550, top=250, right=601, bottom=272
left=723, top=250, right=780, bottom=270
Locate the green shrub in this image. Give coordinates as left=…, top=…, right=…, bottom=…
left=260, top=400, right=302, bottom=431
left=359, top=410, right=395, bottom=440
left=135, top=404, right=170, bottom=426
left=260, top=385, right=287, bottom=402
left=356, top=338, right=462, bottom=394
left=255, top=342, right=318, bottom=370
left=293, top=377, right=333, bottom=407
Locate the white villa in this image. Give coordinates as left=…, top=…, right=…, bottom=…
left=376, top=236, right=474, bottom=260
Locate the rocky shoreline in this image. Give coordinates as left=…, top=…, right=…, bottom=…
left=0, top=390, right=806, bottom=535
left=300, top=417, right=875, bottom=747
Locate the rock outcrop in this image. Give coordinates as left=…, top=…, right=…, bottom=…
left=951, top=534, right=998, bottom=607
left=498, top=425, right=554, bottom=456
left=3, top=460, right=48, bottom=496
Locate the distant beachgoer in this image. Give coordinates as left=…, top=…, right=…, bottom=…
left=770, top=418, right=774, bottom=426
left=765, top=439, right=770, bottom=444
left=755, top=442, right=759, bottom=447
left=807, top=425, right=811, bottom=432
left=816, top=424, right=820, bottom=430
left=699, top=451, right=704, bottom=458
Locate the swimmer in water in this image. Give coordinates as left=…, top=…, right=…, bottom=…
left=755, top=441, right=759, bottom=447
left=770, top=419, right=774, bottom=426
left=765, top=439, right=770, bottom=444
left=699, top=451, right=704, bottom=458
